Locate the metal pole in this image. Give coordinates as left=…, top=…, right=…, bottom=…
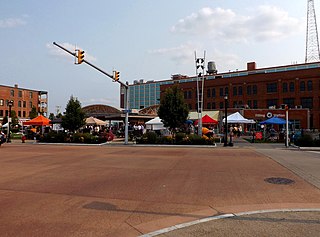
left=285, top=107, right=289, bottom=147
left=53, top=42, right=129, bottom=144
left=6, top=110, right=10, bottom=143
left=224, top=95, right=228, bottom=146
left=124, top=83, right=129, bottom=145
left=6, top=101, right=13, bottom=143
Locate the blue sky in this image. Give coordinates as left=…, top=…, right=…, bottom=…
left=0, top=0, right=309, bottom=114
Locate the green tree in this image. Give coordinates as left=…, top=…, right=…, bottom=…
left=49, top=113, right=55, bottom=120
left=29, top=106, right=38, bottom=119
left=61, top=96, right=85, bottom=132
left=158, top=85, right=189, bottom=133
left=10, top=110, right=19, bottom=127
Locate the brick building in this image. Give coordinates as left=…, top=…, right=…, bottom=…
left=123, top=61, right=320, bottom=129
left=0, top=84, right=48, bottom=125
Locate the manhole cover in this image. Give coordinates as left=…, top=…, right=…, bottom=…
left=264, top=177, right=295, bottom=185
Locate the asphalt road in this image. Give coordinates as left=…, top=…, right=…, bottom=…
left=0, top=141, right=320, bottom=236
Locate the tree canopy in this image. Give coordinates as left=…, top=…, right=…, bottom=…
left=157, top=85, right=189, bottom=132
left=61, top=96, right=85, bottom=132
left=29, top=106, right=38, bottom=119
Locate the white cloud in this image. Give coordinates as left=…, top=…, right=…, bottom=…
left=149, top=42, right=200, bottom=65
left=0, top=17, right=26, bottom=28
left=46, top=42, right=97, bottom=62
left=171, top=5, right=304, bottom=42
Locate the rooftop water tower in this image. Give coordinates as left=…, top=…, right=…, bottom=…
left=207, top=61, right=218, bottom=74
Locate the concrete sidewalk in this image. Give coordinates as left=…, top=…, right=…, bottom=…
left=142, top=138, right=320, bottom=237
left=147, top=209, right=320, bottom=237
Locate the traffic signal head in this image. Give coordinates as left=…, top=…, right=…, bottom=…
left=114, top=71, right=120, bottom=81
left=77, top=50, right=85, bottom=64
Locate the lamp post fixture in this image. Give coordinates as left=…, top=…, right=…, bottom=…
left=7, top=100, right=13, bottom=143
left=223, top=95, right=228, bottom=147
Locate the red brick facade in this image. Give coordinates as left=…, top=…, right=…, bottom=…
left=0, top=84, right=48, bottom=124
left=160, top=62, right=320, bottom=129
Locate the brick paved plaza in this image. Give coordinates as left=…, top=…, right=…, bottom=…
left=0, top=143, right=320, bottom=236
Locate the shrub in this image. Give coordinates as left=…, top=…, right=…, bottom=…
left=175, top=132, right=186, bottom=144
left=295, top=134, right=314, bottom=147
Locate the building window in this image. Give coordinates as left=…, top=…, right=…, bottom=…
left=282, top=82, right=288, bottom=92
left=289, top=82, right=294, bottom=92
left=212, top=102, right=216, bottom=109
left=18, top=90, right=22, bottom=97
left=252, top=85, right=257, bottom=94
left=253, top=100, right=258, bottom=109
left=211, top=88, right=216, bottom=97
left=29, top=92, right=33, bottom=98
left=23, top=101, right=26, bottom=108
left=18, top=111, right=21, bottom=117
left=23, top=111, right=26, bottom=117
left=247, top=100, right=252, bottom=108
left=225, top=87, right=229, bottom=95
left=184, top=91, right=188, bottom=99
left=283, top=98, right=295, bottom=108
left=266, top=99, right=278, bottom=108
left=307, top=80, right=312, bottom=91
left=207, top=89, right=211, bottom=98
left=18, top=101, right=22, bottom=107
left=0, top=110, right=3, bottom=116
left=10, top=90, right=14, bottom=97
left=188, top=91, right=192, bottom=99
left=267, top=83, right=277, bottom=93
left=219, top=102, right=224, bottom=109
left=247, top=85, right=252, bottom=95
left=0, top=99, right=3, bottom=106
left=233, top=87, right=237, bottom=96
left=29, top=101, right=32, bottom=108
left=238, top=86, right=243, bottom=96
left=300, top=81, right=306, bottom=91
left=219, top=88, right=224, bottom=97
left=301, top=97, right=313, bottom=108
left=233, top=101, right=237, bottom=108
left=207, top=103, right=211, bottom=109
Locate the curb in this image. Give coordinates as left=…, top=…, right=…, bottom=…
left=139, top=208, right=320, bottom=237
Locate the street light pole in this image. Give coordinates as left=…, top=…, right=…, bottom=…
left=53, top=42, right=129, bottom=145
left=7, top=100, right=13, bottom=143
left=223, top=95, right=228, bottom=147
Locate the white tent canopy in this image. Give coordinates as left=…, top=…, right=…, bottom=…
left=145, top=117, right=165, bottom=130
left=1, top=123, right=8, bottom=128
left=223, top=112, right=255, bottom=124
left=85, top=117, right=107, bottom=126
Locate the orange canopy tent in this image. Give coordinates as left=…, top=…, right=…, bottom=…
left=24, top=115, right=51, bottom=126
left=194, top=114, right=218, bottom=125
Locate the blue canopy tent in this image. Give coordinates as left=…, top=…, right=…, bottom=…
left=259, top=117, right=291, bottom=125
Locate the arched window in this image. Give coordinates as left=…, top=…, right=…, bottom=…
left=233, top=86, right=237, bottom=96
left=282, top=82, right=288, bottom=92
left=307, top=80, right=313, bottom=91
left=238, top=86, right=243, bottom=95
left=211, top=88, right=216, bottom=97
left=289, top=82, right=294, bottom=92
left=252, top=85, right=257, bottom=94
left=300, top=81, right=306, bottom=91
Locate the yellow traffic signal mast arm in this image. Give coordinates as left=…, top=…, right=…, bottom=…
left=53, top=42, right=127, bottom=88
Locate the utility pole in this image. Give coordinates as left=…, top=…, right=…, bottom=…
left=53, top=42, right=129, bottom=145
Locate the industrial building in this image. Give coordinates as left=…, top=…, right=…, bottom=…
left=122, top=61, right=320, bottom=130
left=0, top=84, right=48, bottom=125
